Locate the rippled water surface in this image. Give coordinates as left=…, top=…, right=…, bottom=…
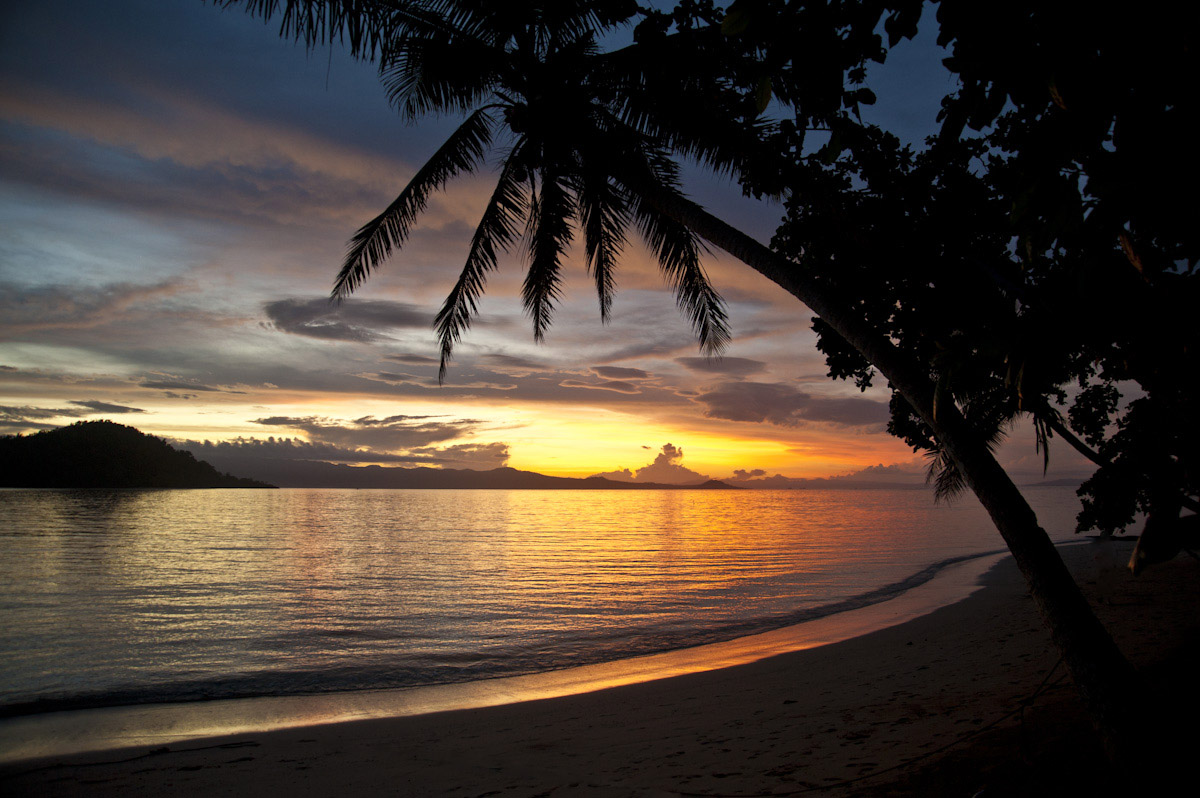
left=0, top=487, right=1082, bottom=712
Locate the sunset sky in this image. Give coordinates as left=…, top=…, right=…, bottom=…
left=0, top=0, right=1093, bottom=484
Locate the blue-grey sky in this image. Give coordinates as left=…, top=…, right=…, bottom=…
left=0, top=0, right=1090, bottom=483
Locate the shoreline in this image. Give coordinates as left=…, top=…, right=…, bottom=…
left=4, top=540, right=1196, bottom=796
left=0, top=548, right=1004, bottom=724
left=0, top=549, right=1006, bottom=763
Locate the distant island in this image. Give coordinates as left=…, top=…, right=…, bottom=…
left=0, top=421, right=735, bottom=490
left=0, top=421, right=274, bottom=489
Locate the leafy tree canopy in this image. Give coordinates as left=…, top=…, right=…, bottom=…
left=685, top=0, right=1199, bottom=534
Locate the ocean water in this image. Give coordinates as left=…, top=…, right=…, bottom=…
left=0, top=487, right=1084, bottom=716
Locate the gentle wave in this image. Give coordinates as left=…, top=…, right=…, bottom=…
left=0, top=548, right=1005, bottom=718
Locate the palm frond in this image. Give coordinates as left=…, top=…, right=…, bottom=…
left=523, top=169, right=576, bottom=343
left=215, top=0, right=467, bottom=61
left=925, top=399, right=1012, bottom=503
left=434, top=143, right=531, bottom=381
left=574, top=172, right=629, bottom=323
left=613, top=83, right=773, bottom=180
left=612, top=141, right=729, bottom=355
left=332, top=106, right=494, bottom=299
left=586, top=124, right=731, bottom=355
left=595, top=30, right=772, bottom=179
left=380, top=31, right=505, bottom=119
left=632, top=196, right=730, bottom=356
left=1033, top=413, right=1053, bottom=476
left=538, top=1, right=633, bottom=43
left=924, top=445, right=967, bottom=503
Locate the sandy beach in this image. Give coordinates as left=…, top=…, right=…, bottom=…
left=4, top=540, right=1196, bottom=797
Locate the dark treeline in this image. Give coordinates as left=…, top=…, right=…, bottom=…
left=0, top=421, right=273, bottom=489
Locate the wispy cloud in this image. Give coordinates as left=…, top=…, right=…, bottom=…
left=0, top=403, right=91, bottom=432
left=140, top=377, right=225, bottom=393
left=366, top=371, right=518, bottom=391
left=675, top=356, right=766, bottom=376
left=0, top=280, right=187, bottom=335
left=0, top=82, right=419, bottom=230
left=384, top=353, right=439, bottom=365
left=68, top=399, right=144, bottom=414
left=694, top=381, right=890, bottom=428
left=558, top=379, right=642, bottom=394
left=592, top=366, right=651, bottom=379
left=407, top=441, right=510, bottom=470
left=251, top=413, right=482, bottom=451
left=263, top=296, right=430, bottom=342
left=179, top=437, right=510, bottom=473
left=477, top=354, right=545, bottom=369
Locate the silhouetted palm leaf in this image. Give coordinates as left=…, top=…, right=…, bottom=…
left=332, top=106, right=495, bottom=298
left=632, top=198, right=729, bottom=356
left=614, top=134, right=730, bottom=355
left=523, top=168, right=575, bottom=343
left=220, top=1, right=463, bottom=60
left=434, top=143, right=530, bottom=379
left=597, top=30, right=775, bottom=180
left=380, top=23, right=504, bottom=118
left=924, top=396, right=1012, bottom=502
left=575, top=171, right=629, bottom=323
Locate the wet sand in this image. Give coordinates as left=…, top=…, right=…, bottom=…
left=3, top=541, right=1197, bottom=797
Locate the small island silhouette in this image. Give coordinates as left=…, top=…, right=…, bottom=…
left=0, top=421, right=274, bottom=488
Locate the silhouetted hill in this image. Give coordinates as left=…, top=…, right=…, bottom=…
left=0, top=421, right=273, bottom=488
left=177, top=448, right=737, bottom=490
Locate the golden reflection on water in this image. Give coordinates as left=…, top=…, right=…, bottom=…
left=0, top=487, right=1084, bottom=710
left=0, top=553, right=1007, bottom=764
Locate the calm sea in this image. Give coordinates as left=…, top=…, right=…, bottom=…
left=0, top=487, right=1083, bottom=716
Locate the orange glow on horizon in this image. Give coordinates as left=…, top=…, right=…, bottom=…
left=11, top=385, right=915, bottom=482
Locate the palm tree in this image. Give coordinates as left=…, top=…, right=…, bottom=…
left=219, top=0, right=1141, bottom=763
left=230, top=1, right=729, bottom=380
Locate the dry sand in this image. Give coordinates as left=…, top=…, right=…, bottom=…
left=3, top=541, right=1197, bottom=797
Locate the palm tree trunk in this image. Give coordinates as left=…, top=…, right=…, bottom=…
left=646, top=188, right=1142, bottom=762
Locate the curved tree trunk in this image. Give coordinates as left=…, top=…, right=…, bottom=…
left=647, top=188, right=1142, bottom=762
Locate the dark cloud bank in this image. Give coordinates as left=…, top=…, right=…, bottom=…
left=263, top=297, right=430, bottom=343
left=179, top=436, right=512, bottom=487
left=172, top=411, right=515, bottom=486
left=1, top=400, right=146, bottom=433
left=695, top=381, right=890, bottom=428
